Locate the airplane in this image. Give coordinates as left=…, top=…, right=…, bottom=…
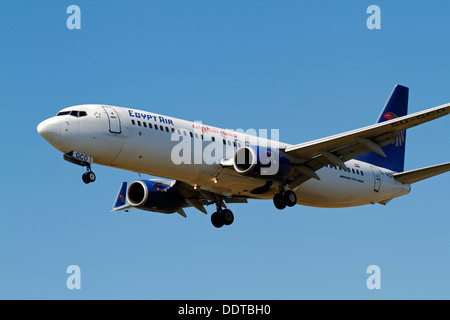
left=37, top=85, right=450, bottom=228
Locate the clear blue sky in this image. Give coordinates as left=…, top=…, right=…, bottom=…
left=1, top=0, right=449, bottom=299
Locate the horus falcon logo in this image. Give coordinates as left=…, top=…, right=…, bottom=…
left=384, top=112, right=405, bottom=147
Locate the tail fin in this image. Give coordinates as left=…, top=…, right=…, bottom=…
left=356, top=85, right=409, bottom=172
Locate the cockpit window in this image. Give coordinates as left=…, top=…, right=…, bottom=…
left=57, top=110, right=88, bottom=117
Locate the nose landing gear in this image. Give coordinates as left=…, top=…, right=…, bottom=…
left=82, top=168, right=96, bottom=184
left=63, top=151, right=96, bottom=184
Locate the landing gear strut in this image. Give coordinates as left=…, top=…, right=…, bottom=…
left=211, top=203, right=234, bottom=228
left=273, top=189, right=297, bottom=210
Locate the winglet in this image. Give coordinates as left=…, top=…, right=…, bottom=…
left=112, top=182, right=128, bottom=210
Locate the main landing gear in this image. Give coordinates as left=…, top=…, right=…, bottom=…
left=211, top=205, right=234, bottom=229
left=273, top=190, right=297, bottom=210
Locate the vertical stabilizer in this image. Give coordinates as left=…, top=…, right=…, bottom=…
left=357, top=85, right=409, bottom=172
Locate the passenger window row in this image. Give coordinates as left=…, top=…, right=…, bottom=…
left=326, top=164, right=364, bottom=176
left=131, top=119, right=242, bottom=147
left=131, top=119, right=172, bottom=132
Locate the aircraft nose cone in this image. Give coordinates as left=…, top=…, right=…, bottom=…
left=37, top=118, right=61, bottom=144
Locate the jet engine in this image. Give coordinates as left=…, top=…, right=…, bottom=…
left=233, top=146, right=291, bottom=178
left=126, top=180, right=184, bottom=213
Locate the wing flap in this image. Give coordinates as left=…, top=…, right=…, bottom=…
left=173, top=180, right=249, bottom=214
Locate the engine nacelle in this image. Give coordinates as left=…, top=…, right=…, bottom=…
left=233, top=146, right=291, bottom=178
left=126, top=180, right=184, bottom=213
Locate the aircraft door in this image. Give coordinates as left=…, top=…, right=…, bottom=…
left=370, top=166, right=381, bottom=192
left=102, top=106, right=121, bottom=134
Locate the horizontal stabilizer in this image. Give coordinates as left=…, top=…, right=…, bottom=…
left=393, top=162, right=450, bottom=184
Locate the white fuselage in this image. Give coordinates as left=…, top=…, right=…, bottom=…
left=37, top=104, right=411, bottom=208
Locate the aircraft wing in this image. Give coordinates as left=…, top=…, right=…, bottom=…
left=173, top=180, right=248, bottom=216
left=284, top=103, right=450, bottom=188
left=111, top=180, right=248, bottom=217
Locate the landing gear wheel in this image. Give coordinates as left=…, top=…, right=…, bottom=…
left=273, top=193, right=286, bottom=210
left=87, top=171, right=96, bottom=183
left=82, top=171, right=96, bottom=184
left=82, top=172, right=91, bottom=184
left=222, top=209, right=234, bottom=226
left=284, top=190, right=297, bottom=207
left=211, top=211, right=224, bottom=228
